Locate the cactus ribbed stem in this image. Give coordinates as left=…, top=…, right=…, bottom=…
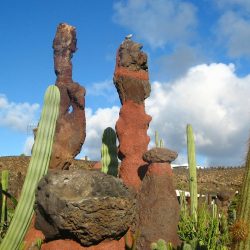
left=101, top=127, right=118, bottom=177
left=0, top=85, right=60, bottom=250
left=186, top=124, right=198, bottom=223
left=1, top=170, right=8, bottom=227
left=155, top=131, right=159, bottom=148
left=234, top=140, right=250, bottom=250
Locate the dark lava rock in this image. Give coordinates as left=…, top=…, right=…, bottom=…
left=49, top=23, right=86, bottom=170
left=113, top=39, right=151, bottom=105
left=142, top=147, right=178, bottom=163
left=34, top=169, right=136, bottom=246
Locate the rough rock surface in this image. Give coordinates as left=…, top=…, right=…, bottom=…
left=114, top=39, right=151, bottom=105
left=34, top=169, right=136, bottom=246
left=143, top=147, right=178, bottom=163
left=49, top=23, right=86, bottom=169
left=116, top=100, right=151, bottom=191
left=136, top=162, right=181, bottom=249
left=114, top=39, right=151, bottom=191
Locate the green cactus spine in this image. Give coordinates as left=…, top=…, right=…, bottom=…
left=234, top=139, right=250, bottom=249
left=186, top=124, right=198, bottom=223
left=101, top=127, right=118, bottom=177
left=0, top=85, right=60, bottom=250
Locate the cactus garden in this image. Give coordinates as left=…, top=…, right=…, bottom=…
left=1, top=5, right=250, bottom=250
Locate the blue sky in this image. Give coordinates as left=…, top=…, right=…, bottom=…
left=1, top=0, right=250, bottom=166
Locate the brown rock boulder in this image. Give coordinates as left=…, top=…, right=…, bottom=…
left=34, top=169, right=136, bottom=246
left=136, top=162, right=181, bottom=249
left=143, top=147, right=178, bottom=163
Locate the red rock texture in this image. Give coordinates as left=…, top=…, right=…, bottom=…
left=136, top=162, right=181, bottom=249
left=114, top=39, right=151, bottom=192
left=116, top=100, right=151, bottom=191
left=41, top=238, right=125, bottom=250
left=24, top=216, right=126, bottom=250
left=49, top=23, right=86, bottom=169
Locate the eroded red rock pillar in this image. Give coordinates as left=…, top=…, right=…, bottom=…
left=50, top=23, right=86, bottom=169
left=114, top=38, right=151, bottom=191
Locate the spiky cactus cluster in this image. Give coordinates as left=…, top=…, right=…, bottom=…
left=150, top=239, right=171, bottom=250
left=230, top=220, right=249, bottom=242
left=101, top=127, right=118, bottom=177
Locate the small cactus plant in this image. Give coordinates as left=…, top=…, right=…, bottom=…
left=150, top=239, right=172, bottom=250
left=155, top=131, right=164, bottom=148
left=0, top=85, right=60, bottom=250
left=101, top=127, right=119, bottom=177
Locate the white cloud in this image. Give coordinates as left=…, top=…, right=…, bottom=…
left=146, top=63, right=250, bottom=166
left=215, top=0, right=250, bottom=12
left=80, top=106, right=120, bottom=160
left=23, top=136, right=34, bottom=155
left=216, top=11, right=250, bottom=58
left=113, top=0, right=197, bottom=48
left=79, top=63, right=250, bottom=166
left=0, top=94, right=39, bottom=132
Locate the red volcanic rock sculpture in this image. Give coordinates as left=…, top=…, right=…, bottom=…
left=114, top=38, right=152, bottom=191
left=136, top=147, right=181, bottom=249
left=49, top=23, right=86, bottom=169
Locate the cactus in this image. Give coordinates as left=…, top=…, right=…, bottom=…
left=155, top=131, right=164, bottom=148
left=0, top=170, right=8, bottom=230
left=0, top=85, right=60, bottom=250
left=234, top=139, right=250, bottom=249
left=186, top=124, right=198, bottom=223
left=150, top=239, right=173, bottom=250
left=101, top=127, right=119, bottom=177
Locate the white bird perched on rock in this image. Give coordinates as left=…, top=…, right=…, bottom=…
left=125, top=34, right=133, bottom=40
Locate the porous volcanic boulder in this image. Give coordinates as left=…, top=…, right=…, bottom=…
left=34, top=169, right=136, bottom=246
left=49, top=23, right=86, bottom=169
left=136, top=148, right=181, bottom=249
left=143, top=147, right=178, bottom=164
left=114, top=38, right=152, bottom=191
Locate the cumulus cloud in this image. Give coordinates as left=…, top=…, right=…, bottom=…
left=0, top=94, right=39, bottom=132
left=113, top=0, right=197, bottom=48
left=80, top=106, right=120, bottom=160
left=23, top=136, right=34, bottom=155
left=79, top=63, right=250, bottom=166
left=216, top=11, right=250, bottom=58
left=146, top=63, right=250, bottom=166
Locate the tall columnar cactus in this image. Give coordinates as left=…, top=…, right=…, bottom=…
left=101, top=127, right=119, bottom=177
left=0, top=170, right=9, bottom=228
left=155, top=131, right=164, bottom=148
left=234, top=139, right=250, bottom=249
left=186, top=124, right=198, bottom=223
left=0, top=85, right=60, bottom=250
